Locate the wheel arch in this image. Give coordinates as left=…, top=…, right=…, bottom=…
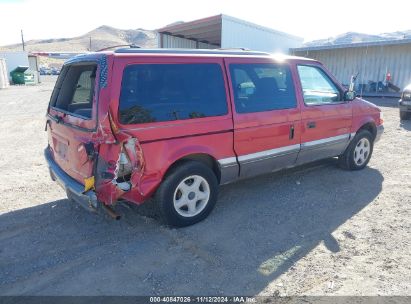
left=357, top=121, right=377, bottom=140
left=164, top=153, right=221, bottom=183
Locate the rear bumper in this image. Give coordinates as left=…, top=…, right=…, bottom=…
left=375, top=125, right=384, bottom=143
left=399, top=99, right=411, bottom=112
left=44, top=148, right=98, bottom=211
left=398, top=103, right=411, bottom=112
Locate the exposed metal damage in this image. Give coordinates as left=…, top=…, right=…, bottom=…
left=81, top=109, right=149, bottom=217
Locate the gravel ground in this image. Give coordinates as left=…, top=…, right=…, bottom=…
left=0, top=77, right=410, bottom=296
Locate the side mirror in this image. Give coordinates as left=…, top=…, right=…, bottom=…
left=344, top=90, right=356, bottom=102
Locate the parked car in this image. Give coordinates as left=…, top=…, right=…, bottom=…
left=45, top=49, right=384, bottom=227
left=39, top=67, right=52, bottom=75
left=50, top=67, right=60, bottom=75
left=399, top=84, right=411, bottom=120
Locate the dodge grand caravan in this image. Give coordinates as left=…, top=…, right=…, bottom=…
left=45, top=49, right=384, bottom=227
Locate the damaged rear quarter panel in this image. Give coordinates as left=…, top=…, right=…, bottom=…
left=122, top=131, right=235, bottom=204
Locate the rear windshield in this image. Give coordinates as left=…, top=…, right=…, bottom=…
left=50, top=63, right=97, bottom=119
left=118, top=63, right=228, bottom=124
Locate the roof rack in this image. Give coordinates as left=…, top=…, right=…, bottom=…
left=97, top=44, right=141, bottom=52
left=114, top=48, right=270, bottom=56
left=217, top=47, right=251, bottom=51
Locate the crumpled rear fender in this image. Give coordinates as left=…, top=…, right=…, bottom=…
left=93, top=111, right=149, bottom=205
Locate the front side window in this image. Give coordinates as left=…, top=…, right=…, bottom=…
left=297, top=65, right=341, bottom=105
left=229, top=63, right=296, bottom=113
left=52, top=63, right=97, bottom=118
left=119, top=63, right=228, bottom=124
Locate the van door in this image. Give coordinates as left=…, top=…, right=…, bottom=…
left=225, top=58, right=301, bottom=178
left=47, top=58, right=105, bottom=185
left=295, top=64, right=352, bottom=164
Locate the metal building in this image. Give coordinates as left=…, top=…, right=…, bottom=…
left=291, top=39, right=411, bottom=92
left=157, top=14, right=303, bottom=53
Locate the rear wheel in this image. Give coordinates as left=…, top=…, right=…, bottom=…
left=400, top=111, right=410, bottom=120
left=155, top=161, right=218, bottom=227
left=339, top=130, right=374, bottom=170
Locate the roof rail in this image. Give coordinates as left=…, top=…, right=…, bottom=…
left=97, top=44, right=140, bottom=52
left=217, top=47, right=251, bottom=51
left=113, top=48, right=270, bottom=56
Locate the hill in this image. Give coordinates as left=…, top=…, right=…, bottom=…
left=304, top=30, right=411, bottom=47
left=0, top=25, right=157, bottom=52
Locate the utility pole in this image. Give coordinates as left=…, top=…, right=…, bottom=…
left=21, top=29, right=25, bottom=51
left=89, top=36, right=92, bottom=51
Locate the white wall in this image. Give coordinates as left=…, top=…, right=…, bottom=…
left=0, top=51, right=29, bottom=80
left=221, top=15, right=303, bottom=54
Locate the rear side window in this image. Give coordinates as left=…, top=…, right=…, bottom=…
left=51, top=63, right=97, bottom=118
left=119, top=64, right=228, bottom=124
left=297, top=65, right=341, bottom=105
left=229, top=63, right=296, bottom=113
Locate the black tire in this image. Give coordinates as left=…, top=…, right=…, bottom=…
left=338, top=130, right=374, bottom=170
left=154, top=161, right=219, bottom=227
left=400, top=111, right=410, bottom=120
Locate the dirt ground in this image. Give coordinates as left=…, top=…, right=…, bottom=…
left=0, top=77, right=410, bottom=296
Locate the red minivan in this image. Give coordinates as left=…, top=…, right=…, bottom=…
left=45, top=49, right=384, bottom=226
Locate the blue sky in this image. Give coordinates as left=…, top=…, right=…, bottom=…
left=1, top=0, right=410, bottom=46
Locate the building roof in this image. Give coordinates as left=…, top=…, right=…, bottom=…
left=157, top=15, right=222, bottom=45
left=292, top=38, right=411, bottom=52
left=157, top=14, right=302, bottom=46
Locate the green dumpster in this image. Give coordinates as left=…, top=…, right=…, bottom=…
left=10, top=66, right=29, bottom=85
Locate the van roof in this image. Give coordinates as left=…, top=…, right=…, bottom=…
left=109, top=48, right=315, bottom=62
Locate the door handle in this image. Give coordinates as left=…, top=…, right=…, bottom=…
left=289, top=124, right=295, bottom=140
left=307, top=121, right=316, bottom=129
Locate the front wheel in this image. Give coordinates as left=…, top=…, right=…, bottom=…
left=155, top=161, right=219, bottom=227
left=338, top=130, right=374, bottom=170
